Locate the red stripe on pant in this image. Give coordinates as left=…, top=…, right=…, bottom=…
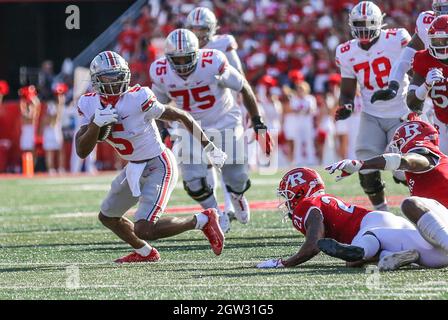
left=147, top=151, right=173, bottom=222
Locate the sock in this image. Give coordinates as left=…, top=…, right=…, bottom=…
left=206, top=167, right=218, bottom=193
left=199, top=195, right=219, bottom=212
left=195, top=213, right=209, bottom=230
left=135, top=243, right=152, bottom=257
left=352, top=234, right=380, bottom=259
left=221, top=177, right=234, bottom=213
left=417, top=211, right=448, bottom=252
left=374, top=201, right=388, bottom=212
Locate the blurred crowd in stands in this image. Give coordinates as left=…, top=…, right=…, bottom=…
left=0, top=0, right=434, bottom=173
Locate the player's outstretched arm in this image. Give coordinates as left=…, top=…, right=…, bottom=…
left=159, top=105, right=227, bottom=168
left=257, top=210, right=325, bottom=269
left=326, top=153, right=433, bottom=180
left=159, top=105, right=209, bottom=148
left=282, top=210, right=325, bottom=267
left=372, top=34, right=423, bottom=103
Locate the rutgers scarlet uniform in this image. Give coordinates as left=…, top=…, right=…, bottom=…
left=413, top=50, right=448, bottom=124
left=415, top=11, right=436, bottom=49
left=78, top=85, right=166, bottom=161
left=405, top=147, right=448, bottom=208
left=336, top=28, right=411, bottom=118
left=291, top=194, right=370, bottom=244
left=150, top=49, right=244, bottom=130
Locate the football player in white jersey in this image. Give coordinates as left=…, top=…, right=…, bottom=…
left=185, top=7, right=244, bottom=223
left=149, top=29, right=271, bottom=232
left=76, top=51, right=228, bottom=263
left=372, top=0, right=448, bottom=102
left=334, top=1, right=411, bottom=211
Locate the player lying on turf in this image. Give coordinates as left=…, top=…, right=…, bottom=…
left=324, top=118, right=448, bottom=269
left=256, top=167, right=417, bottom=269
left=75, top=51, right=226, bottom=263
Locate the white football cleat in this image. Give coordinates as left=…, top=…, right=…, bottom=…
left=229, top=193, right=250, bottom=224
left=378, top=249, right=420, bottom=271
left=219, top=212, right=231, bottom=233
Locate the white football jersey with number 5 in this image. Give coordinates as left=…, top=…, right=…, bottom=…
left=149, top=49, right=244, bottom=130
left=77, top=85, right=166, bottom=161
left=336, top=28, right=412, bottom=118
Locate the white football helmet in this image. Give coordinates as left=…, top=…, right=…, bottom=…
left=433, top=0, right=448, bottom=15
left=349, top=1, right=386, bottom=44
left=185, top=7, right=218, bottom=47
left=165, top=29, right=199, bottom=76
left=90, top=51, right=130, bottom=97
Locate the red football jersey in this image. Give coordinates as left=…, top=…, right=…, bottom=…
left=291, top=194, right=370, bottom=244
left=405, top=148, right=448, bottom=208
left=412, top=50, right=448, bottom=124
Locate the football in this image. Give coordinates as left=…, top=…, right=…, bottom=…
left=97, top=124, right=112, bottom=142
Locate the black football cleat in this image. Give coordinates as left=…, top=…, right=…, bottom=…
left=317, top=238, right=365, bottom=262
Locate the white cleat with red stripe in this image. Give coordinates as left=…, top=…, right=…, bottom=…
left=229, top=193, right=250, bottom=224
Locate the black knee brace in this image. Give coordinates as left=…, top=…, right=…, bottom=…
left=226, top=179, right=251, bottom=195
left=183, top=178, right=214, bottom=202
left=359, top=172, right=385, bottom=196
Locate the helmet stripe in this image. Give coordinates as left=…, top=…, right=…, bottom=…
left=195, top=8, right=201, bottom=24
left=106, top=51, right=116, bottom=67
left=362, top=2, right=367, bottom=16
left=177, top=30, right=182, bottom=51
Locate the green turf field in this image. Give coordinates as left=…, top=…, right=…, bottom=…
left=1, top=169, right=447, bottom=300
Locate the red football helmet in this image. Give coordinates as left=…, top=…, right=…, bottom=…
left=428, top=15, right=448, bottom=60
left=389, top=120, right=440, bottom=155
left=278, top=167, right=325, bottom=217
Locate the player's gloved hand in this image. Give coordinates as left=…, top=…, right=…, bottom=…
left=93, top=105, right=118, bottom=127
left=252, top=115, right=273, bottom=156
left=204, top=143, right=227, bottom=169
left=256, top=258, right=285, bottom=269
left=325, top=159, right=364, bottom=181
left=335, top=104, right=353, bottom=121
left=425, top=68, right=445, bottom=88
left=371, top=81, right=399, bottom=103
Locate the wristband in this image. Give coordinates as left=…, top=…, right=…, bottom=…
left=415, top=83, right=431, bottom=101
left=383, top=153, right=402, bottom=170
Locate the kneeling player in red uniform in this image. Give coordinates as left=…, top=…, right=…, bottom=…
left=326, top=118, right=448, bottom=265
